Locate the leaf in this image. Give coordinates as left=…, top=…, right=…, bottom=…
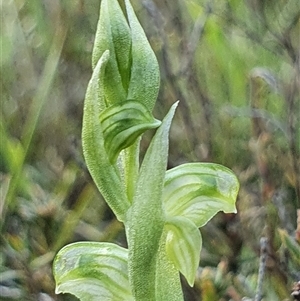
left=126, top=102, right=178, bottom=300
left=82, top=51, right=130, bottom=222
left=163, top=163, right=239, bottom=227
left=53, top=242, right=133, bottom=301
left=125, top=0, right=160, bottom=111
left=100, top=100, right=161, bottom=163
left=92, top=0, right=131, bottom=104
left=165, top=216, right=202, bottom=287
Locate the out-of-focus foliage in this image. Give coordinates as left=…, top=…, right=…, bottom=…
left=1, top=0, right=299, bottom=300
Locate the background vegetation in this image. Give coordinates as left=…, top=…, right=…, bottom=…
left=1, top=0, right=299, bottom=300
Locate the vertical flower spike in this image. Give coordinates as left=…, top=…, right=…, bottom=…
left=54, top=1, right=240, bottom=301
left=83, top=0, right=163, bottom=207
left=88, top=0, right=162, bottom=172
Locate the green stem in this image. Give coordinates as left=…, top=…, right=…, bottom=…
left=123, top=139, right=140, bottom=202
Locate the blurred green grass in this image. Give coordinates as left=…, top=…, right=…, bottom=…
left=1, top=0, right=299, bottom=300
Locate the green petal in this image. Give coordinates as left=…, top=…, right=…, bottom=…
left=125, top=0, right=160, bottom=111
left=100, top=100, right=161, bottom=164
left=53, top=242, right=133, bottom=301
left=163, top=163, right=239, bottom=227
left=82, top=51, right=130, bottom=222
left=165, top=216, right=202, bottom=287
left=92, top=0, right=131, bottom=104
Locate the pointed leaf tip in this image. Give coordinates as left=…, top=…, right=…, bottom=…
left=125, top=0, right=160, bottom=110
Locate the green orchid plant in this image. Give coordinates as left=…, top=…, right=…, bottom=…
left=52, top=0, right=239, bottom=300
